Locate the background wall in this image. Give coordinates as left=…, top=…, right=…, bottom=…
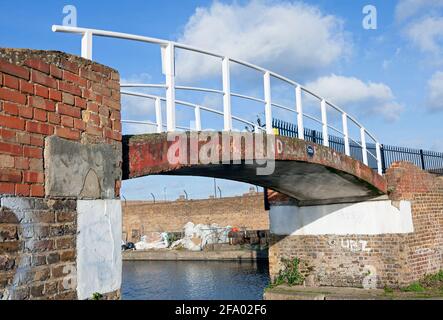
left=122, top=192, right=269, bottom=242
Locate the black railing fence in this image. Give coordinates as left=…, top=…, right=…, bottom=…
left=272, top=118, right=443, bottom=175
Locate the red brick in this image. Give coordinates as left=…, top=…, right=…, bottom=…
left=63, top=71, right=87, bottom=87
left=35, top=85, right=49, bottom=98
left=0, top=72, right=2, bottom=86
left=0, top=154, right=14, bottom=168
left=24, top=59, right=50, bottom=74
left=3, top=75, right=19, bottom=90
left=86, top=124, right=103, bottom=137
left=0, top=128, right=16, bottom=141
left=31, top=70, right=57, bottom=89
left=30, top=184, right=44, bottom=197
left=26, top=121, right=54, bottom=135
left=0, top=182, right=14, bottom=194
left=0, top=59, right=29, bottom=80
left=0, top=88, right=27, bottom=104
left=29, top=96, right=55, bottom=111
left=16, top=132, right=30, bottom=145
left=55, top=127, right=80, bottom=141
left=0, top=114, right=25, bottom=130
left=57, top=103, right=81, bottom=118
left=19, top=105, right=33, bottom=119
left=33, top=108, right=47, bottom=122
left=15, top=183, right=30, bottom=196
left=49, top=89, right=62, bottom=102
left=48, top=112, right=60, bottom=125
left=30, top=135, right=44, bottom=147
left=62, top=92, right=74, bottom=105
left=112, top=120, right=122, bottom=132
left=23, top=145, right=43, bottom=159
left=0, top=142, right=21, bottom=156
left=0, top=169, right=21, bottom=182
left=105, top=128, right=122, bottom=141
left=58, top=81, right=82, bottom=96
left=14, top=157, right=29, bottom=170
left=60, top=60, right=79, bottom=74
left=74, top=96, right=87, bottom=109
left=19, top=80, right=34, bottom=94
left=3, top=102, right=19, bottom=115
left=73, top=118, right=86, bottom=131
left=86, top=102, right=99, bottom=113
left=23, top=171, right=44, bottom=183
left=50, top=65, right=63, bottom=79
left=61, top=115, right=74, bottom=128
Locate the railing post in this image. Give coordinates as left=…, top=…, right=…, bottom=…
left=194, top=106, right=202, bottom=131
left=222, top=57, right=232, bottom=131
left=81, top=31, right=93, bottom=60
left=360, top=127, right=368, bottom=165
left=380, top=144, right=386, bottom=173
left=376, top=142, right=383, bottom=175
left=296, top=86, right=304, bottom=140
left=263, top=71, right=273, bottom=135
left=320, top=99, right=329, bottom=147
left=154, top=97, right=162, bottom=133
left=420, top=149, right=426, bottom=170
left=342, top=113, right=350, bottom=156
left=163, top=42, right=176, bottom=131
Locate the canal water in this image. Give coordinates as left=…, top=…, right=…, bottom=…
left=122, top=260, right=270, bottom=300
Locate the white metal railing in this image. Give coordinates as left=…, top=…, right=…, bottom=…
left=52, top=25, right=383, bottom=175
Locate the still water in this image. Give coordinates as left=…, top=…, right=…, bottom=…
left=122, top=260, right=270, bottom=300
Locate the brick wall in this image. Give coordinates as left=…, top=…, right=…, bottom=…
left=0, top=49, right=121, bottom=299
left=122, top=193, right=269, bottom=242
left=0, top=48, right=121, bottom=198
left=268, top=162, right=443, bottom=288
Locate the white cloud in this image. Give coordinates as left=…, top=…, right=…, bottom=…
left=175, top=0, right=350, bottom=81
left=306, top=74, right=404, bottom=121
left=395, top=0, right=443, bottom=22
left=406, top=16, right=443, bottom=56
left=427, top=71, right=443, bottom=111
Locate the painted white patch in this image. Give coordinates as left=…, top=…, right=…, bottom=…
left=270, top=200, right=413, bottom=235
left=76, top=200, right=122, bottom=300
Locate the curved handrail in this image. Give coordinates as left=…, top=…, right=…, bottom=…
left=52, top=24, right=383, bottom=175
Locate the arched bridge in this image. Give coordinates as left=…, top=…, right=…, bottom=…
left=122, top=132, right=386, bottom=206
left=53, top=25, right=387, bottom=204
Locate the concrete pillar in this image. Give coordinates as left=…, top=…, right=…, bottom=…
left=0, top=49, right=122, bottom=300
left=267, top=162, right=443, bottom=289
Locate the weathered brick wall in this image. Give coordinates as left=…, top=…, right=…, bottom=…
left=122, top=193, right=269, bottom=242
left=0, top=49, right=122, bottom=300
left=268, top=162, right=443, bottom=288
left=0, top=48, right=121, bottom=197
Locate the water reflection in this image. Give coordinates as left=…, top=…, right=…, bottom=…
left=122, top=260, right=270, bottom=300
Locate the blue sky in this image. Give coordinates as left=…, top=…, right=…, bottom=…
left=1, top=0, right=442, bottom=200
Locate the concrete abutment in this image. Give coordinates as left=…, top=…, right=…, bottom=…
left=267, top=162, right=443, bottom=289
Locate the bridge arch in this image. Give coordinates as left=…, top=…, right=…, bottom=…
left=122, top=132, right=386, bottom=206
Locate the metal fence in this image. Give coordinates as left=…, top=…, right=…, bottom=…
left=272, top=119, right=443, bottom=175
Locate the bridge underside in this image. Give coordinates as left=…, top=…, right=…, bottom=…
left=122, top=132, right=387, bottom=206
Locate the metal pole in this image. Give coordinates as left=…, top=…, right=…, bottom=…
left=217, top=186, right=222, bottom=198
left=213, top=178, right=217, bottom=198
left=264, top=71, right=273, bottom=135
left=183, top=190, right=188, bottom=200
left=150, top=193, right=156, bottom=203
left=163, top=42, right=176, bottom=131
left=342, top=113, right=350, bottom=156
left=420, top=149, right=426, bottom=170
left=321, top=99, right=329, bottom=147
left=81, top=31, right=92, bottom=59
left=222, top=57, right=232, bottom=131
left=360, top=127, right=368, bottom=165
left=155, top=98, right=162, bottom=133
left=296, top=86, right=304, bottom=140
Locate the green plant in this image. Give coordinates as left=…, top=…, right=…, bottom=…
left=91, top=292, right=103, bottom=300
left=422, top=270, right=443, bottom=287
left=401, top=282, right=425, bottom=293
left=272, top=258, right=305, bottom=287
left=384, top=286, right=394, bottom=294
